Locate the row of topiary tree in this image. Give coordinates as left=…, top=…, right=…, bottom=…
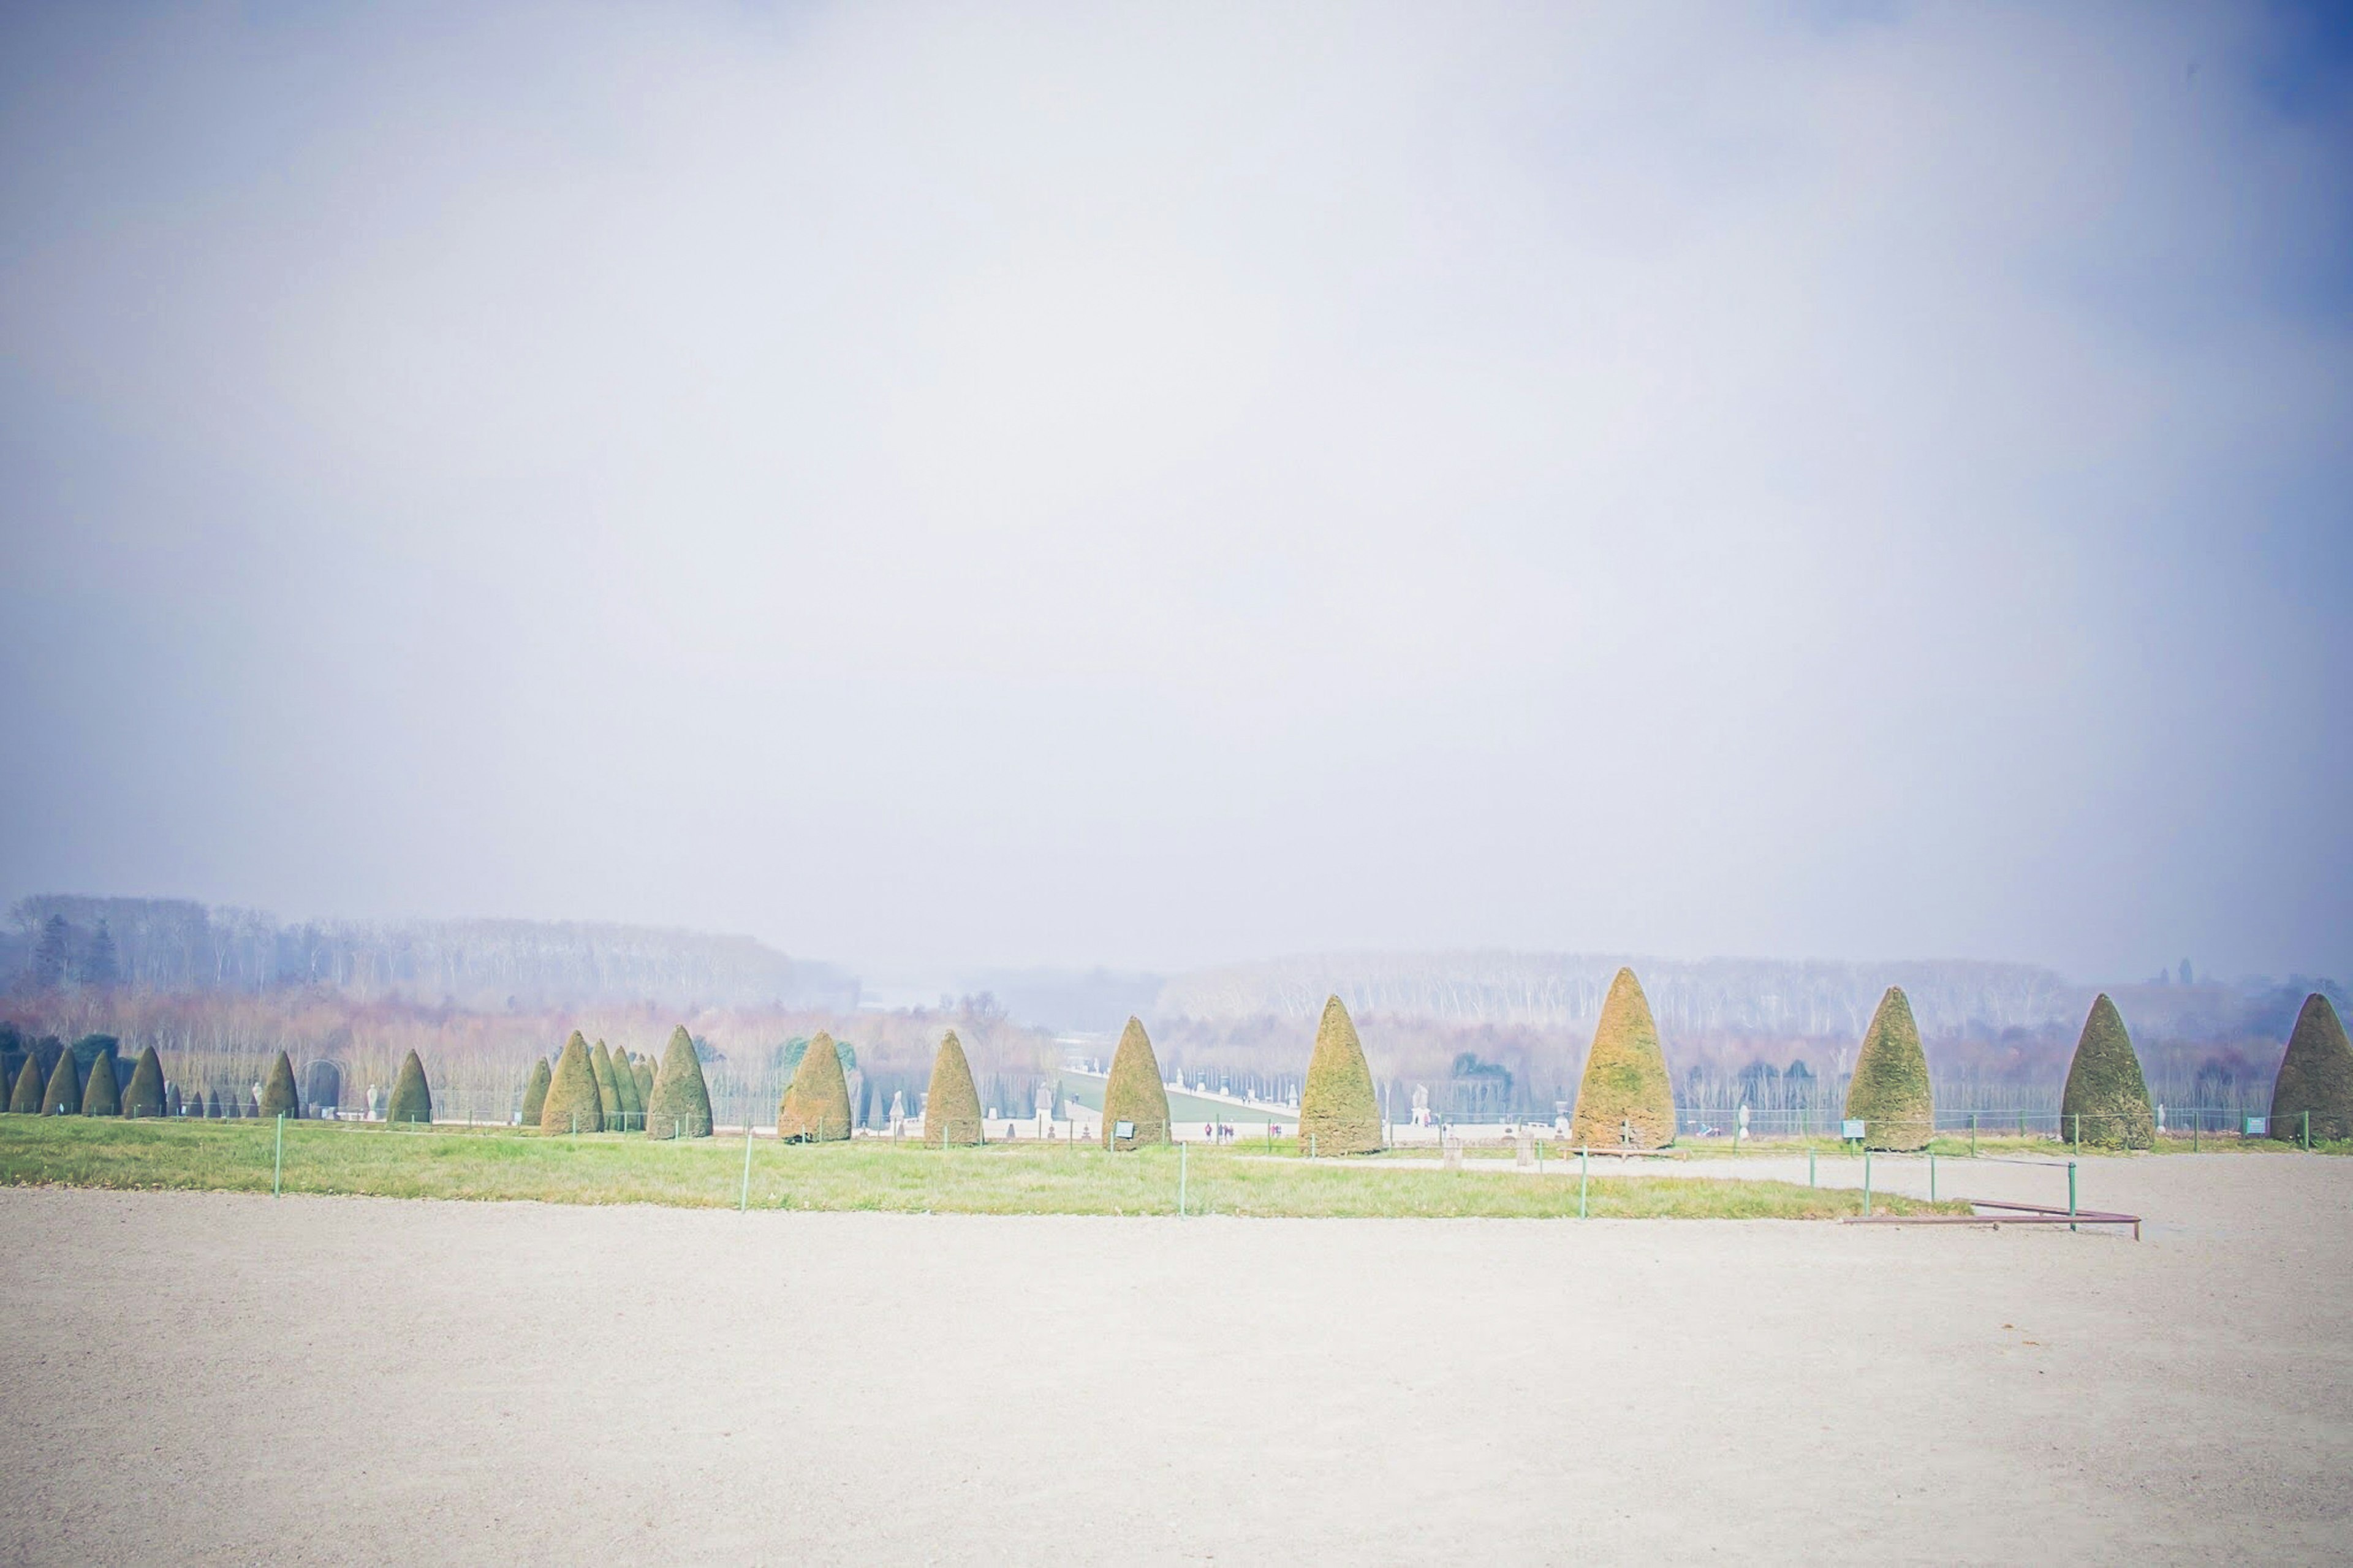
left=1564, top=967, right=2353, bottom=1152
left=7, top=1043, right=437, bottom=1124
left=523, top=1028, right=714, bottom=1138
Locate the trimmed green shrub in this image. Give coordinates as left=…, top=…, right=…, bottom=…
left=779, top=1029, right=853, bottom=1142
left=1102, top=1016, right=1172, bottom=1150
left=1297, top=997, right=1381, bottom=1155
left=259, top=1053, right=301, bottom=1119
left=2270, top=993, right=2353, bottom=1143
left=387, top=1050, right=433, bottom=1126
left=519, top=1058, right=551, bottom=1125
left=122, top=1047, right=166, bottom=1119
left=923, top=1030, right=984, bottom=1147
left=2059, top=994, right=2153, bottom=1148
left=610, top=1044, right=643, bottom=1124
left=1844, top=987, right=1933, bottom=1150
left=203, top=1088, right=222, bottom=1119
left=543, top=1031, right=604, bottom=1134
left=645, top=1026, right=713, bottom=1139
left=632, top=1057, right=654, bottom=1108
left=591, top=1040, right=623, bottom=1122
left=8, top=1052, right=42, bottom=1114
left=1568, top=968, right=1676, bottom=1150
left=80, top=1050, right=121, bottom=1117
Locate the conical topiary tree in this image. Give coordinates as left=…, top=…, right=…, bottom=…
left=779, top=1031, right=853, bottom=1142
left=610, top=1043, right=643, bottom=1128
left=1298, top=996, right=1382, bottom=1155
left=9, top=1051, right=42, bottom=1113
left=1568, top=968, right=1676, bottom=1150
left=543, top=1032, right=604, bottom=1134
left=202, top=1088, right=221, bottom=1119
left=1844, top=987, right=1933, bottom=1150
left=81, top=1050, right=121, bottom=1117
left=2270, top=993, right=2353, bottom=1144
left=122, top=1047, right=165, bottom=1119
left=591, top=1040, right=624, bottom=1124
left=386, top=1050, right=433, bottom=1126
left=258, top=1053, right=300, bottom=1119
left=2059, top=994, right=2154, bottom=1149
left=923, top=1030, right=984, bottom=1147
left=645, top=1026, right=713, bottom=1140
left=1102, top=1017, right=1172, bottom=1150
left=519, top=1058, right=551, bottom=1126
left=632, top=1056, right=654, bottom=1108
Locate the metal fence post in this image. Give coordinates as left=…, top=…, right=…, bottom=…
left=1808, top=1148, right=1816, bottom=1188
left=1929, top=1152, right=1937, bottom=1202
left=2072, top=1113, right=2081, bottom=1154
left=1969, top=1112, right=1978, bottom=1159
left=2303, top=1110, right=2312, bottom=1152
left=273, top=1113, right=284, bottom=1197
left=2067, top=1161, right=2078, bottom=1232
left=1862, top=1149, right=1872, bottom=1217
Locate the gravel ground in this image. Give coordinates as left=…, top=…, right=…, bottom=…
left=0, top=1154, right=2346, bottom=1566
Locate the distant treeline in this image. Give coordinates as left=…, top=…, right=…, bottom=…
left=3, top=895, right=858, bottom=1012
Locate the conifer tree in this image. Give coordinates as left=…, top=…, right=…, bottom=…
left=80, top=1050, right=121, bottom=1116
left=1297, top=996, right=1382, bottom=1155
left=40, top=1049, right=80, bottom=1115
left=923, top=1031, right=984, bottom=1147
left=632, top=1056, right=654, bottom=1108
left=122, top=1047, right=166, bottom=1119
left=2270, top=993, right=2353, bottom=1143
left=203, top=1088, right=222, bottom=1119
left=2059, top=994, right=2154, bottom=1148
left=1102, top=1017, right=1172, bottom=1149
left=519, top=1058, right=552, bottom=1126
left=258, top=1053, right=301, bottom=1119
left=386, top=1050, right=433, bottom=1126
left=645, top=1026, right=713, bottom=1139
left=1843, top=987, right=1933, bottom=1150
left=8, top=1051, right=41, bottom=1114
left=778, top=1030, right=853, bottom=1142
left=1568, top=969, right=1677, bottom=1149
left=610, top=1045, right=643, bottom=1126
left=591, top=1040, right=624, bottom=1123
left=542, top=1031, right=604, bottom=1134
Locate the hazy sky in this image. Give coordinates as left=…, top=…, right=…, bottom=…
left=2, top=2, right=2348, bottom=983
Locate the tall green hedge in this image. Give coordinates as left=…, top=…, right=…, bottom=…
left=2059, top=994, right=2153, bottom=1148
left=1102, top=1016, right=1172, bottom=1150
left=591, top=1040, right=624, bottom=1123
left=924, top=1031, right=984, bottom=1147
left=2270, top=993, right=2353, bottom=1143
left=259, top=1053, right=301, bottom=1119
left=519, top=1058, right=551, bottom=1125
left=387, top=1050, right=433, bottom=1126
left=1569, top=968, right=1676, bottom=1149
left=645, top=1026, right=713, bottom=1139
left=779, top=1029, right=853, bottom=1142
left=122, top=1047, right=166, bottom=1119
left=632, top=1057, right=654, bottom=1108
left=1844, top=987, right=1933, bottom=1150
left=9, top=1052, right=43, bottom=1113
left=1298, top=996, right=1381, bottom=1155
left=40, top=1050, right=80, bottom=1111
left=543, top=1032, right=604, bottom=1134
left=80, top=1050, right=121, bottom=1117
left=610, top=1045, right=644, bottom=1124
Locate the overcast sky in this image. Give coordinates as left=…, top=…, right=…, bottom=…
left=1, top=2, right=2347, bottom=983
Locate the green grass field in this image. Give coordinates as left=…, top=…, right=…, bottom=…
left=0, top=1118, right=1969, bottom=1219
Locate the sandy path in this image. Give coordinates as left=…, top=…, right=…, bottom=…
left=0, top=1156, right=2347, bottom=1566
